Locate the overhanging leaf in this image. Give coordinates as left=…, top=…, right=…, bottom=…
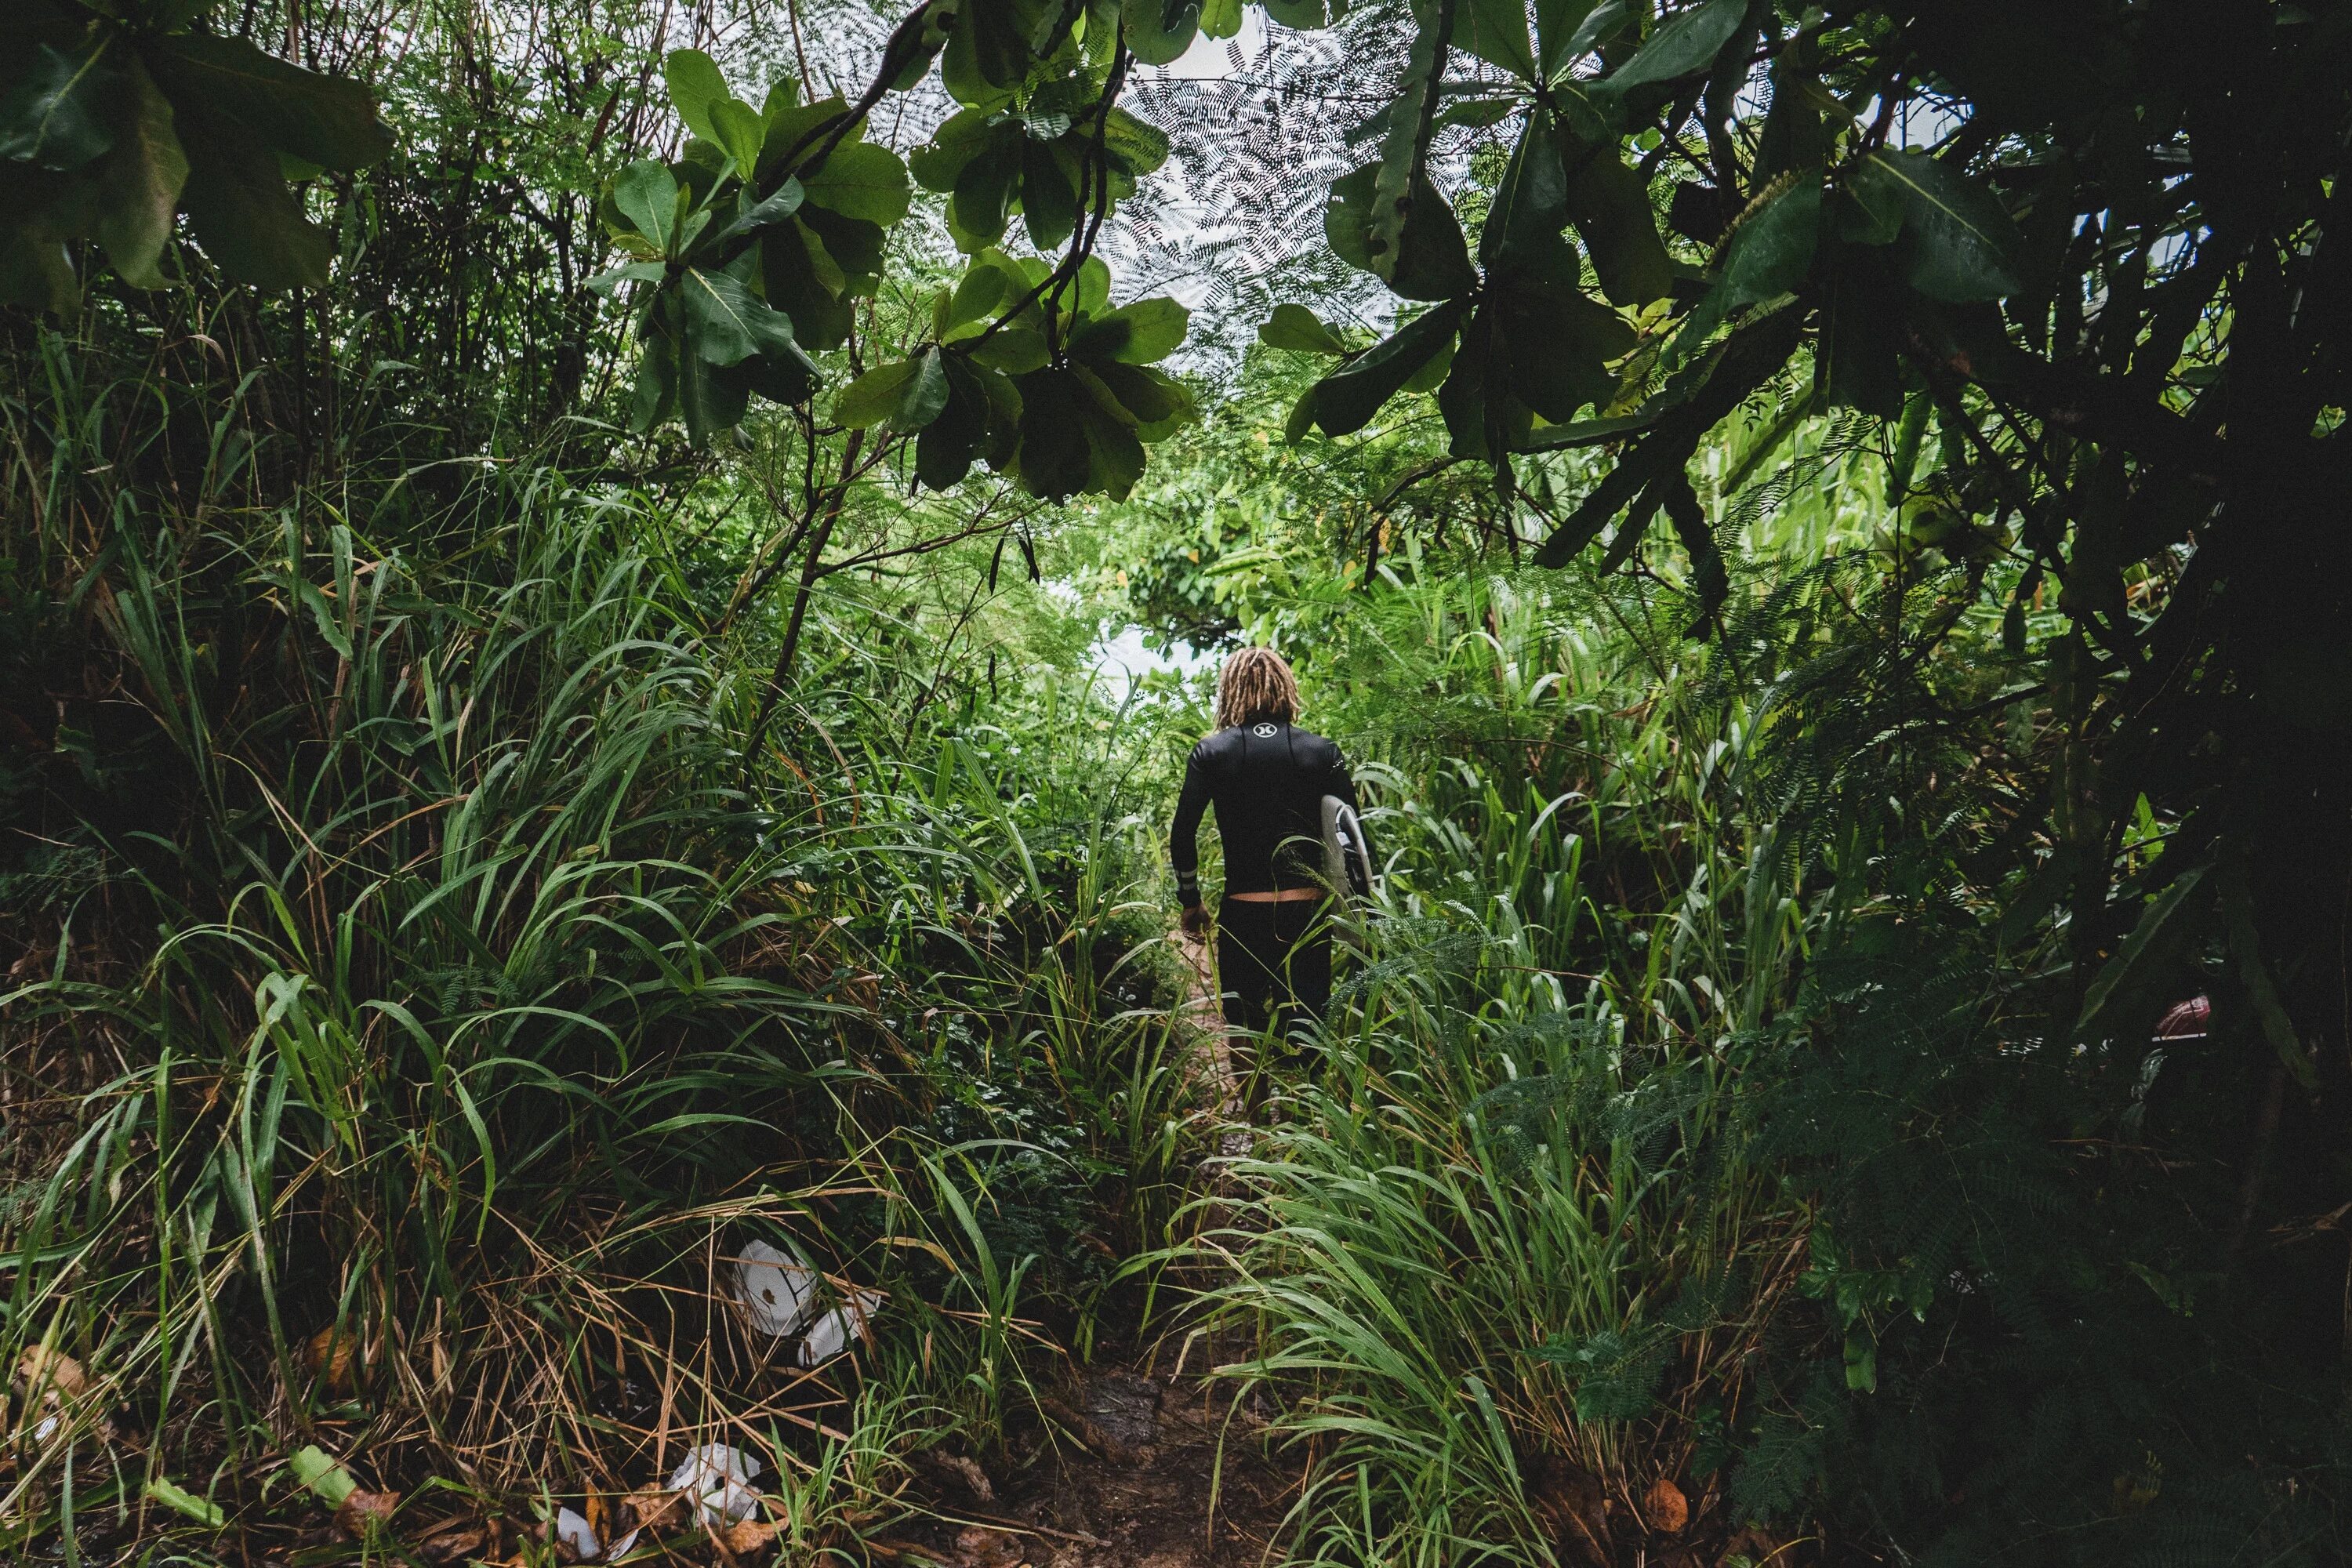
left=1856, top=147, right=2024, bottom=302
left=147, top=34, right=391, bottom=171
left=1715, top=170, right=1822, bottom=310
left=0, top=41, right=120, bottom=171
left=800, top=140, right=911, bottom=224
left=1600, top=0, right=1744, bottom=94
left=613, top=160, right=681, bottom=252
left=663, top=50, right=730, bottom=144
left=1260, top=303, right=1350, bottom=354
left=1365, top=0, right=1453, bottom=289
left=1124, top=0, right=1204, bottom=67
left=94, top=60, right=187, bottom=288
left=1069, top=296, right=1189, bottom=364
left=1454, top=0, right=1537, bottom=81
left=1298, top=299, right=1468, bottom=437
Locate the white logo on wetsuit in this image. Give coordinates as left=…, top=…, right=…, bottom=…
left=1251, top=722, right=1278, bottom=738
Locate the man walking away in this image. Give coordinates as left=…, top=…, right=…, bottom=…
left=1170, top=647, right=1367, bottom=1114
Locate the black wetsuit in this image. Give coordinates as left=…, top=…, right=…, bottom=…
left=1171, top=719, right=1366, bottom=1046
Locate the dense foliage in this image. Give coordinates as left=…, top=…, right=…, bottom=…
left=5, top=1, right=2351, bottom=1565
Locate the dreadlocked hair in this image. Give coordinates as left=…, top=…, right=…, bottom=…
left=1216, top=646, right=1300, bottom=728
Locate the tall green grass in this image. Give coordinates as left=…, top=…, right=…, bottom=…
left=0, top=332, right=1206, bottom=1551
left=1192, top=565, right=1822, bottom=1566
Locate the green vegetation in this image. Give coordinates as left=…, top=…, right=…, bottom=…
left=5, top=2, right=2350, bottom=1566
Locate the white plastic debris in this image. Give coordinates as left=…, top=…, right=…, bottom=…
left=797, top=1289, right=882, bottom=1368
left=666, top=1443, right=764, bottom=1526
left=553, top=1506, right=601, bottom=1561
left=733, top=1241, right=819, bottom=1338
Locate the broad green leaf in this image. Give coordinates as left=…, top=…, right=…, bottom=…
left=1454, top=0, right=1538, bottom=81
left=1200, top=0, right=1245, bottom=38
left=891, top=347, right=953, bottom=430
left=1260, top=303, right=1350, bottom=355
left=947, top=137, right=1022, bottom=249
left=1715, top=170, right=1821, bottom=310
left=833, top=358, right=920, bottom=427
left=756, top=93, right=852, bottom=183
left=1089, top=361, right=1195, bottom=438
left=1857, top=147, right=2024, bottom=302
left=664, top=49, right=730, bottom=144
left=148, top=35, right=390, bottom=170
left=1483, top=110, right=1570, bottom=274
left=1555, top=0, right=1629, bottom=70
left=1070, top=296, right=1189, bottom=363
left=1019, top=140, right=1076, bottom=249
left=1262, top=0, right=1349, bottom=28
left=799, top=206, right=885, bottom=293
left=708, top=97, right=767, bottom=181
left=1014, top=368, right=1096, bottom=499
left=967, top=324, right=1050, bottom=374
left=800, top=140, right=911, bottom=224
left=1366, top=0, right=1450, bottom=289
left=1124, top=0, right=1203, bottom=66
left=1601, top=0, right=1743, bottom=93
left=763, top=216, right=851, bottom=348
left=910, top=107, right=1000, bottom=191
left=942, top=263, right=1009, bottom=332
left=0, top=41, right=118, bottom=171
left=678, top=345, right=753, bottom=441
left=630, top=329, right=678, bottom=432
left=1300, top=299, right=1468, bottom=437
left=1326, top=164, right=1478, bottom=301
left=1076, top=377, right=1149, bottom=499
left=613, top=160, right=681, bottom=251
left=586, top=260, right=666, bottom=296
left=1498, top=285, right=1629, bottom=419
left=709, top=178, right=804, bottom=245
left=678, top=266, right=797, bottom=365
left=1560, top=129, right=1671, bottom=305
left=1098, top=107, right=1172, bottom=180
left=94, top=60, right=187, bottom=288
left=1837, top=162, right=1905, bottom=245
left=289, top=1445, right=358, bottom=1506
left=1535, top=0, right=1599, bottom=80
left=1438, top=96, right=1520, bottom=132
left=1069, top=254, right=1114, bottom=317
left=177, top=113, right=330, bottom=289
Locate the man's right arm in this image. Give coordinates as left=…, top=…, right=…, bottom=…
left=1171, top=745, right=1210, bottom=917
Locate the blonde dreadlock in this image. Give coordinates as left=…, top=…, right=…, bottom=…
left=1215, top=646, right=1300, bottom=729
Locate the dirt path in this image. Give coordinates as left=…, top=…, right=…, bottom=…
left=879, top=930, right=1298, bottom=1568
left=890, top=1358, right=1302, bottom=1568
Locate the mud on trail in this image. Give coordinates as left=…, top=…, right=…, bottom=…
left=869, top=931, right=1302, bottom=1568
left=884, top=1357, right=1305, bottom=1568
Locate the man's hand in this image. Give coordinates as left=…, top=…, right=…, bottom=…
left=1179, top=903, right=1210, bottom=941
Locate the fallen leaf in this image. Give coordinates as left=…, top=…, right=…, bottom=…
left=1645, top=1473, right=1689, bottom=1534
left=953, top=1524, right=1023, bottom=1568
left=621, top=1486, right=685, bottom=1536
left=335, top=1486, right=401, bottom=1539
left=305, top=1325, right=363, bottom=1395
left=15, top=1347, right=86, bottom=1399
left=417, top=1519, right=488, bottom=1565
left=936, top=1450, right=995, bottom=1501
left=1527, top=1453, right=1613, bottom=1568
left=717, top=1515, right=780, bottom=1557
